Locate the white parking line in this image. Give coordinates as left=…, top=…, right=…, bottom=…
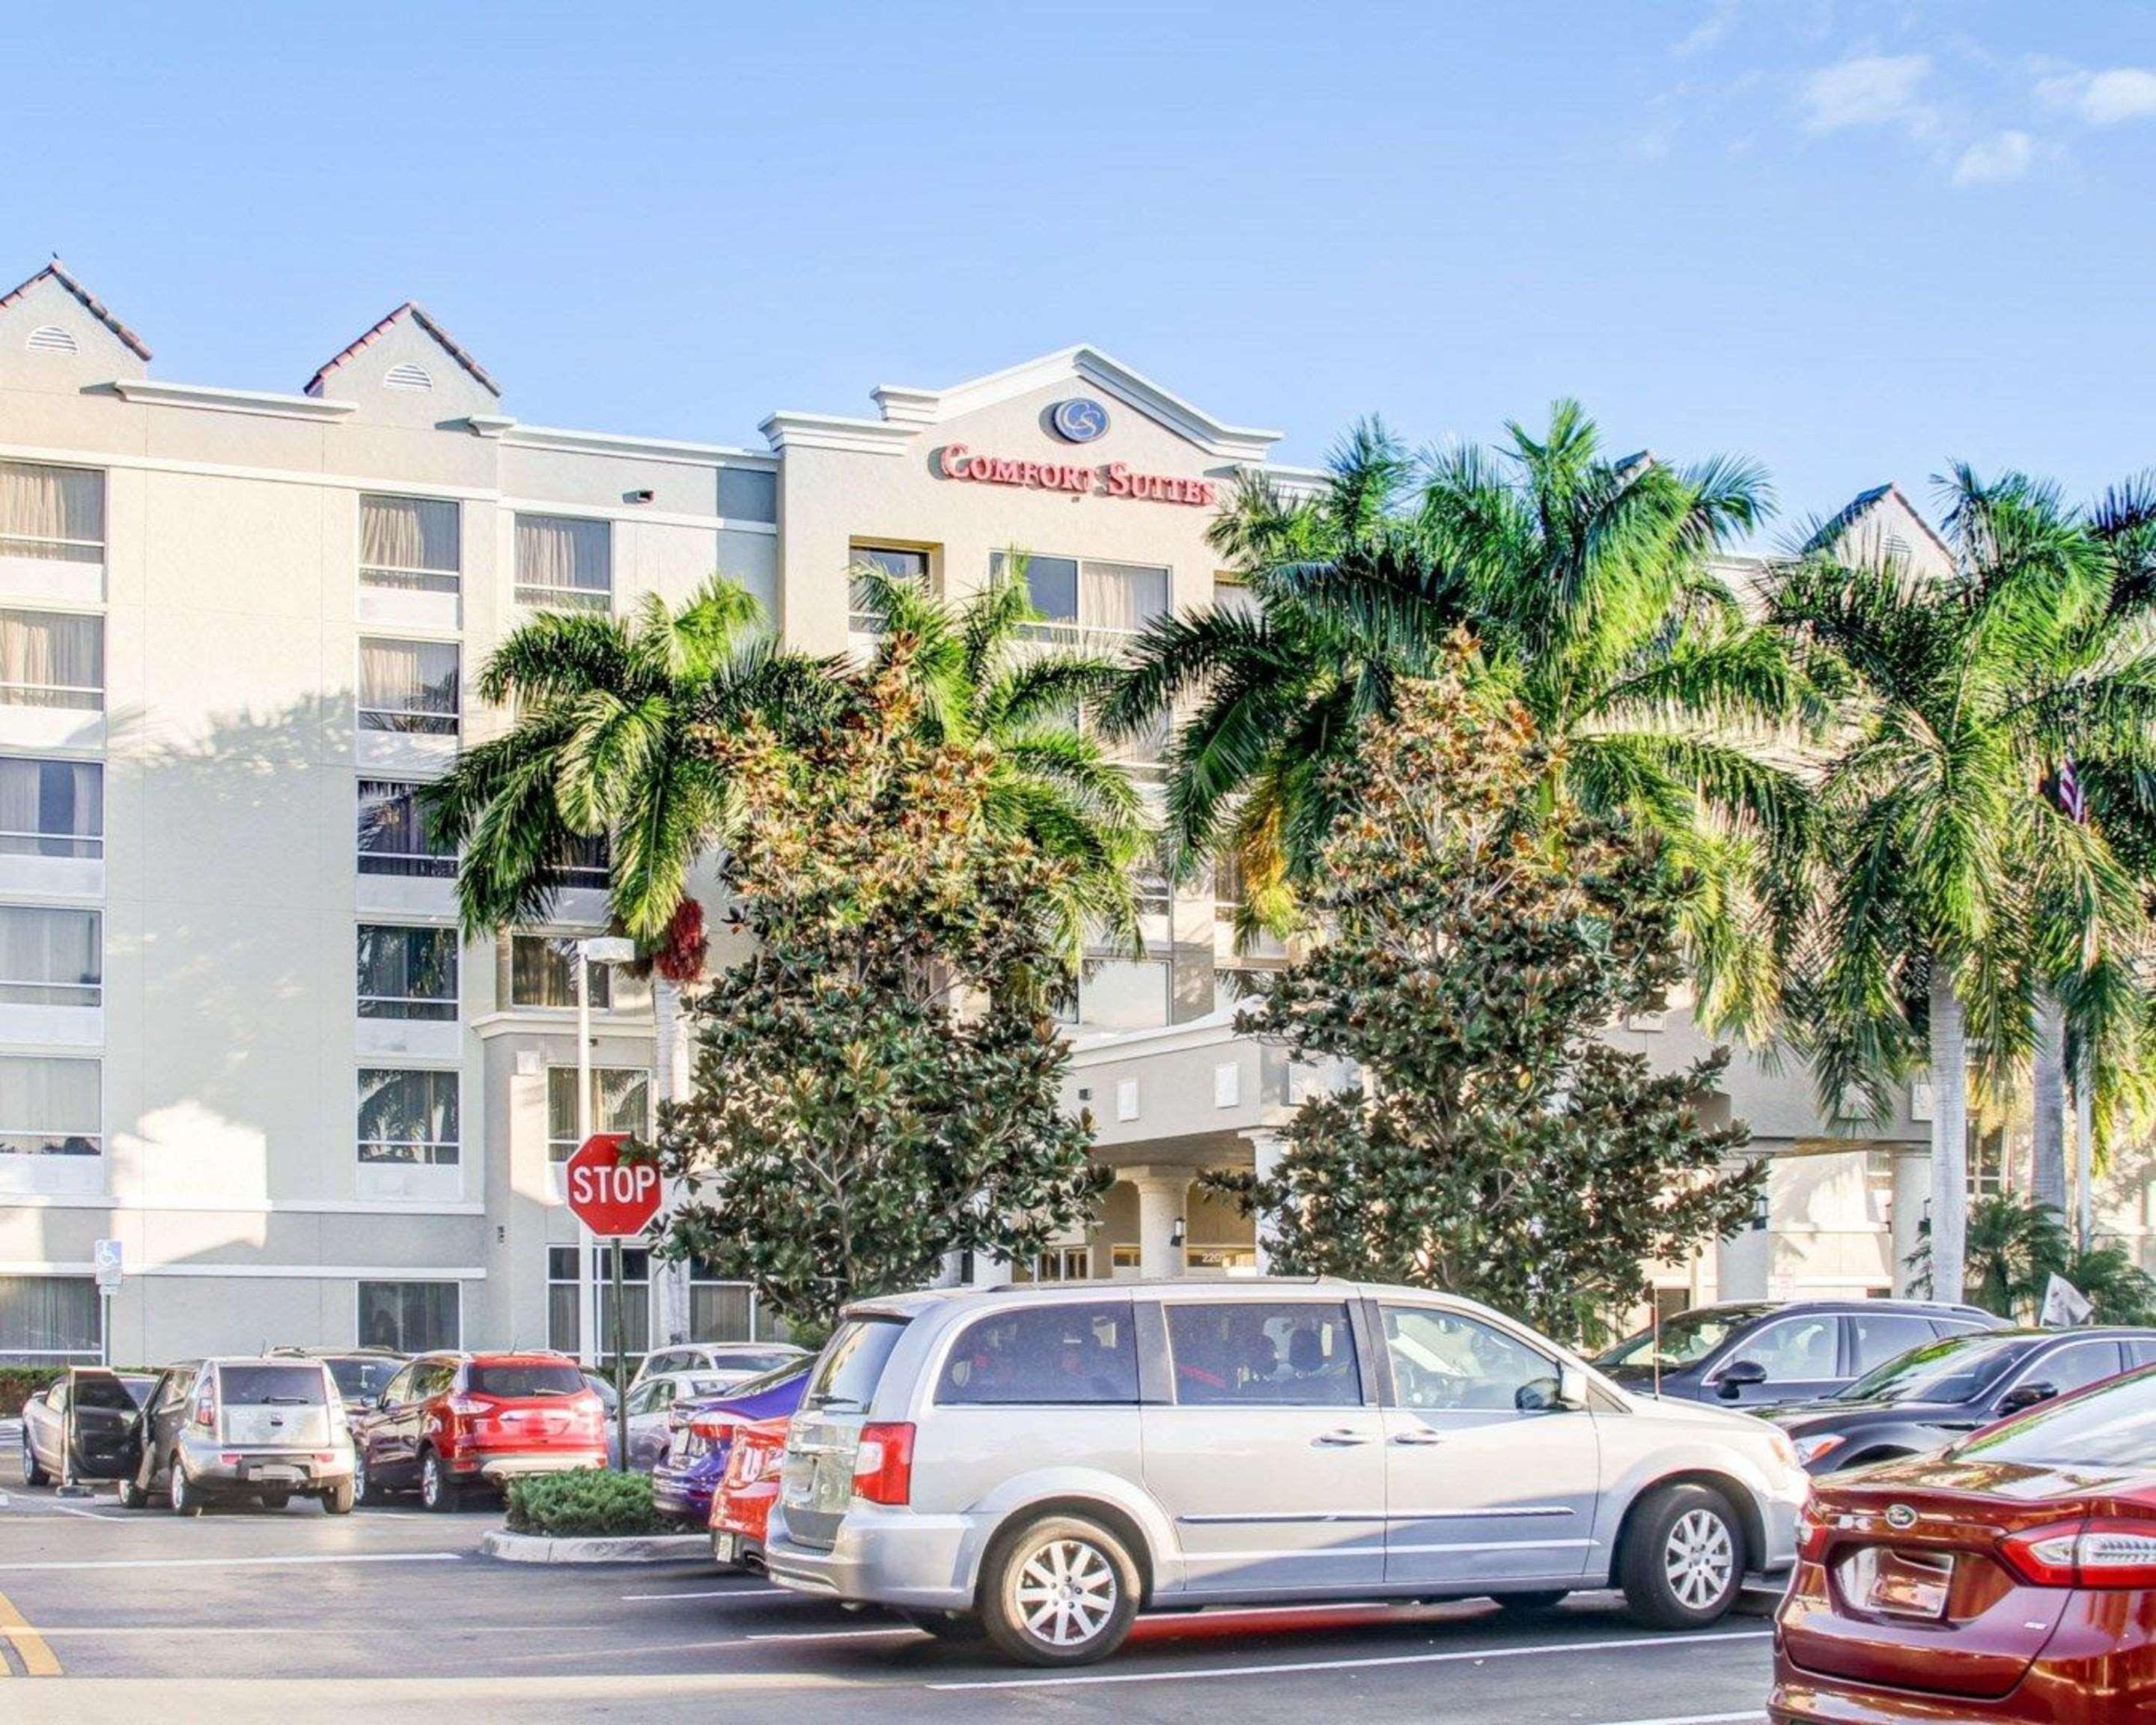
left=744, top=1626, right=922, bottom=1644
left=0, top=1551, right=467, bottom=1574
left=926, top=1628, right=1773, bottom=1691
left=619, top=1586, right=798, bottom=1602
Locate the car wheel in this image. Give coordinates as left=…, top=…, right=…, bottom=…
left=322, top=1479, right=356, bottom=1515
left=115, top=1474, right=147, bottom=1509
left=1492, top=1590, right=1571, bottom=1613
left=21, top=1432, right=48, bottom=1488
left=258, top=1491, right=292, bottom=1512
left=1621, top=1483, right=1742, bottom=1629
left=419, top=1449, right=460, bottom=1513
left=980, top=1513, right=1140, bottom=1667
left=170, top=1461, right=204, bottom=1518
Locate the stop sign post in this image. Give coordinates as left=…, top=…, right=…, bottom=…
left=562, top=1134, right=663, bottom=1472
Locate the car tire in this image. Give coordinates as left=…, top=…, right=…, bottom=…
left=1492, top=1590, right=1571, bottom=1613
left=418, top=1449, right=460, bottom=1513
left=353, top=1451, right=380, bottom=1506
left=21, top=1432, right=48, bottom=1488
left=322, top=1479, right=356, bottom=1515
left=115, top=1474, right=147, bottom=1509
left=980, top=1512, right=1141, bottom=1667
left=1620, top=1483, right=1743, bottom=1629
left=170, top=1461, right=204, bottom=1518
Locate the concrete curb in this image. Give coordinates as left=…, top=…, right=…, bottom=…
left=480, top=1527, right=708, bottom=1565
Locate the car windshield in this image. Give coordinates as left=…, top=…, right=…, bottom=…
left=217, top=1364, right=329, bottom=1406
left=804, top=1318, right=908, bottom=1411
left=1833, top=1333, right=2031, bottom=1404
left=710, top=1348, right=799, bottom=1374
left=1596, top=1308, right=1765, bottom=1372
left=325, top=1358, right=401, bottom=1400
left=468, top=1364, right=588, bottom=1399
left=711, top=1360, right=810, bottom=1402
left=1952, top=1366, right=2156, bottom=1467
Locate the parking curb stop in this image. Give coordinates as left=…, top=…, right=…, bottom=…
left=479, top=1527, right=710, bottom=1565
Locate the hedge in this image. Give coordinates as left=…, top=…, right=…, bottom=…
left=504, top=1467, right=672, bottom=1538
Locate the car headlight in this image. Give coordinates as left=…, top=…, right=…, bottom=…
left=1791, top=1433, right=1846, bottom=1468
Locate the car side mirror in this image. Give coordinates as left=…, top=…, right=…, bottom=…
left=1717, top=1359, right=1769, bottom=1399
left=1998, top=1382, right=2056, bottom=1417
left=1557, top=1364, right=1589, bottom=1410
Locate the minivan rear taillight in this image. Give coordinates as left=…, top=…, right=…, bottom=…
left=851, top=1423, right=915, bottom=1506
left=2000, top=1518, right=2156, bottom=1588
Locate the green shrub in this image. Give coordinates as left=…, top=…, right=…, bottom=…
left=504, top=1468, right=666, bottom=1538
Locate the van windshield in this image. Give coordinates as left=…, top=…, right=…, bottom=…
left=1596, top=1307, right=1766, bottom=1372
left=804, top=1318, right=908, bottom=1412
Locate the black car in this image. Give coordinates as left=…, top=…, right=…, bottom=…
left=269, top=1346, right=405, bottom=1418
left=1770, top=1324, right=2156, bottom=1472
left=1593, top=1299, right=2002, bottom=1408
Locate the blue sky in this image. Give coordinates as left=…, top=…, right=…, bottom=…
left=8, top=1, right=2153, bottom=540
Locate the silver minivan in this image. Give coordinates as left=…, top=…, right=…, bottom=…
left=764, top=1279, right=1809, bottom=1665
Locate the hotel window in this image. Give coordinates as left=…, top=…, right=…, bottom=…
left=0, top=609, right=103, bottom=710
left=718, top=467, right=778, bottom=525
left=547, top=1245, right=650, bottom=1356
left=357, top=780, right=457, bottom=877
left=0, top=1274, right=100, bottom=1365
left=689, top=1257, right=773, bottom=1342
left=515, top=514, right=612, bottom=612
left=992, top=553, right=1169, bottom=645
left=849, top=544, right=930, bottom=634
left=360, top=495, right=461, bottom=595
left=0, top=906, right=100, bottom=1007
left=0, top=758, right=100, bottom=857
left=357, top=1280, right=459, bottom=1353
left=1135, top=868, right=1172, bottom=920
left=359, top=637, right=460, bottom=734
left=1011, top=1246, right=1092, bottom=1283
left=0, top=1055, right=100, bottom=1157
left=549, top=830, right=609, bottom=891
left=509, top=934, right=652, bottom=1013
left=1212, top=574, right=1261, bottom=622
left=545, top=1065, right=650, bottom=1163
left=356, top=1068, right=460, bottom=1166
left=356, top=925, right=459, bottom=1020
left=0, top=463, right=103, bottom=565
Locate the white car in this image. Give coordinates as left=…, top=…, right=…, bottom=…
left=631, top=1342, right=803, bottom=1392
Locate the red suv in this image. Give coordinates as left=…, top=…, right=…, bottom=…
left=1773, top=1363, right=2156, bottom=1722
left=351, top=1351, right=606, bottom=1511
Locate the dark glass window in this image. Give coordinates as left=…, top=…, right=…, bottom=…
left=937, top=1302, right=1138, bottom=1405
left=1166, top=1301, right=1362, bottom=1408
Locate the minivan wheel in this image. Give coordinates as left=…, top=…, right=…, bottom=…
left=981, top=1514, right=1140, bottom=1667
left=1620, top=1484, right=1742, bottom=1628
left=419, top=1449, right=460, bottom=1513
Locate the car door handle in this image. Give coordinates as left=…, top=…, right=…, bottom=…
left=1312, top=1428, right=1372, bottom=1447
left=1390, top=1429, right=1446, bottom=1446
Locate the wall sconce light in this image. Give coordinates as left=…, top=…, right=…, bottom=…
left=1170, top=1217, right=1187, bottom=1249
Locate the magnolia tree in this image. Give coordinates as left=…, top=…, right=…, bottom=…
left=649, top=664, right=1106, bottom=1333
left=1212, top=660, right=1763, bottom=1345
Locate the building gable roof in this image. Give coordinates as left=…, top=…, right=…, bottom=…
left=1803, top=482, right=1954, bottom=571
left=0, top=259, right=152, bottom=360
left=305, top=301, right=499, bottom=399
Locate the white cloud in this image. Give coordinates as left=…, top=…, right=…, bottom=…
left=2038, top=65, right=2156, bottom=124
left=1950, top=129, right=2035, bottom=186
left=1800, top=53, right=1939, bottom=138
left=1674, top=0, right=1744, bottom=57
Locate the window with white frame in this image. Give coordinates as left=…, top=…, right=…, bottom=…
left=356, top=1280, right=459, bottom=1352
left=359, top=638, right=460, bottom=734
left=546, top=1065, right=649, bottom=1163
left=849, top=544, right=931, bottom=634
left=546, top=1246, right=580, bottom=1353
left=0, top=1274, right=100, bottom=1365
left=549, top=830, right=609, bottom=891
left=356, top=925, right=459, bottom=1020
left=0, top=609, right=103, bottom=710
left=1211, top=573, right=1261, bottom=622
left=0, top=758, right=100, bottom=858
left=1011, top=1245, right=1092, bottom=1283
left=356, top=1068, right=460, bottom=1166
left=360, top=495, right=461, bottom=595
left=508, top=934, right=651, bottom=1013
left=688, top=1256, right=763, bottom=1342
left=547, top=1244, right=650, bottom=1356
left=357, top=780, right=457, bottom=877
left=0, top=1054, right=99, bottom=1157
left=991, top=551, right=1168, bottom=645
left=0, top=906, right=100, bottom=1007
left=0, top=463, right=103, bottom=565
left=515, top=514, right=612, bottom=611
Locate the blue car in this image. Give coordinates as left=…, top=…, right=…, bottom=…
left=651, top=1360, right=811, bottom=1524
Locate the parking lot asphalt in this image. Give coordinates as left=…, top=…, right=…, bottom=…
left=0, top=1445, right=1775, bottom=1724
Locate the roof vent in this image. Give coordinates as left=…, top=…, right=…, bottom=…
left=25, top=324, right=76, bottom=354
left=383, top=362, right=433, bottom=392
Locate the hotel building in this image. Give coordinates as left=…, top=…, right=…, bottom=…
left=0, top=261, right=2132, bottom=1367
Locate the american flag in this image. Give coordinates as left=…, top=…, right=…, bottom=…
left=2051, top=758, right=2089, bottom=824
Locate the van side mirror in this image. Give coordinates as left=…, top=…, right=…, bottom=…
left=1997, top=1382, right=2055, bottom=1417
left=1557, top=1364, right=1589, bottom=1410
left=1716, top=1359, right=1769, bottom=1400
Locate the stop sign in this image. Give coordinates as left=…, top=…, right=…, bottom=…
left=562, top=1133, right=663, bottom=1238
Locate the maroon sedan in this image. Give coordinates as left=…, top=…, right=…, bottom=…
left=1771, top=1363, right=2156, bottom=1723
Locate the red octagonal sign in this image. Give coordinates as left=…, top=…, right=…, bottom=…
left=563, top=1133, right=662, bottom=1238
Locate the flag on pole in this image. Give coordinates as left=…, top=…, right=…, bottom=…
left=2040, top=1273, right=2093, bottom=1327
left=2050, top=758, right=2088, bottom=824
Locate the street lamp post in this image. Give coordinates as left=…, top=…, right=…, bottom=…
left=573, top=934, right=637, bottom=1473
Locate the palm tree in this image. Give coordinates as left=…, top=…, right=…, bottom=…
left=1766, top=468, right=2156, bottom=1303
left=850, top=558, right=1151, bottom=963
left=424, top=578, right=840, bottom=1208
left=1104, top=405, right=1802, bottom=1029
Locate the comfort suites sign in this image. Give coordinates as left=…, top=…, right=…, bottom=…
left=937, top=444, right=1217, bottom=507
